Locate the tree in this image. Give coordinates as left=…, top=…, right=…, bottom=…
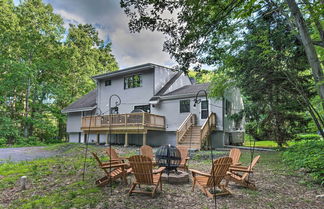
left=0, top=0, right=118, bottom=144
left=120, top=0, right=324, bottom=109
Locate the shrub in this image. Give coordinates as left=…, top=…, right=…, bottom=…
left=294, top=134, right=321, bottom=141
left=282, top=140, right=324, bottom=184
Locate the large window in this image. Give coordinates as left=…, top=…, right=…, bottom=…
left=180, top=100, right=190, bottom=113
left=201, top=100, right=209, bottom=119
left=134, top=105, right=150, bottom=113
left=124, top=74, right=142, bottom=89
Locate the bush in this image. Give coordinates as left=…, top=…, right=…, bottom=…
left=16, top=136, right=46, bottom=146
left=294, top=134, right=321, bottom=141
left=0, top=138, right=7, bottom=146
left=282, top=140, right=324, bottom=184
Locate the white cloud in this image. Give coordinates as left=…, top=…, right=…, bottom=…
left=45, top=0, right=175, bottom=68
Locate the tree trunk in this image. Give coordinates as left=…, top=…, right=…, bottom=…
left=24, top=78, right=31, bottom=138
left=286, top=0, right=324, bottom=110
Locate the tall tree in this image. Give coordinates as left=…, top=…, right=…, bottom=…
left=120, top=0, right=324, bottom=109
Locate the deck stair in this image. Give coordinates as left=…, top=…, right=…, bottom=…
left=176, top=113, right=216, bottom=150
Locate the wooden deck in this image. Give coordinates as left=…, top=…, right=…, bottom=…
left=81, top=112, right=165, bottom=134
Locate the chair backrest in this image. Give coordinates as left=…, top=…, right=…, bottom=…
left=243, top=155, right=261, bottom=179
left=106, top=147, right=120, bottom=161
left=140, top=145, right=154, bottom=160
left=207, top=157, right=232, bottom=187
left=92, top=152, right=103, bottom=166
left=128, top=155, right=153, bottom=185
left=176, top=146, right=189, bottom=165
left=229, top=148, right=241, bottom=165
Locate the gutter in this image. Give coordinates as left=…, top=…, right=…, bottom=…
left=61, top=105, right=97, bottom=114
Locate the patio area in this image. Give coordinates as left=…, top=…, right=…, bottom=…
left=0, top=144, right=323, bottom=209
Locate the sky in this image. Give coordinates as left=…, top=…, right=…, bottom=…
left=13, top=0, right=176, bottom=68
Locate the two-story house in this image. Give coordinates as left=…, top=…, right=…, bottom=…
left=62, top=63, right=244, bottom=149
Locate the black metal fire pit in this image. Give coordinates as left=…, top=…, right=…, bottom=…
left=155, top=144, right=181, bottom=174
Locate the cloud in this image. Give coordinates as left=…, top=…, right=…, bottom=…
left=44, top=0, right=175, bottom=68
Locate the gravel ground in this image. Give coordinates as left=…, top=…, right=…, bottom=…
left=0, top=147, right=58, bottom=163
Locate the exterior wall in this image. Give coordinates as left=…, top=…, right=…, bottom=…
left=67, top=112, right=82, bottom=132
left=163, top=73, right=192, bottom=95
left=211, top=131, right=225, bottom=148
left=97, top=70, right=154, bottom=114
left=151, top=96, right=221, bottom=131
left=154, top=66, right=177, bottom=94
left=147, top=131, right=176, bottom=146
left=69, top=133, right=80, bottom=143
left=223, top=88, right=245, bottom=132
left=98, top=131, right=176, bottom=147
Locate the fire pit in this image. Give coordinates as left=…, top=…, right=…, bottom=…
left=155, top=144, right=181, bottom=174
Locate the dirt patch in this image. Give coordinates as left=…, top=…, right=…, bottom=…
left=0, top=145, right=323, bottom=209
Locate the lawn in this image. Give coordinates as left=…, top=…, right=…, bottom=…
left=0, top=143, right=323, bottom=209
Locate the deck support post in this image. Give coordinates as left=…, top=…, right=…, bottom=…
left=143, top=133, right=147, bottom=146
left=124, top=133, right=129, bottom=147
left=106, top=133, right=109, bottom=146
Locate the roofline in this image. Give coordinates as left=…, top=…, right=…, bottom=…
left=92, top=63, right=175, bottom=80
left=61, top=106, right=96, bottom=114
left=160, top=93, right=208, bottom=101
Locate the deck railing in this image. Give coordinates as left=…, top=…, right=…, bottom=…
left=81, top=112, right=165, bottom=129
left=200, top=112, right=216, bottom=147
left=176, top=113, right=196, bottom=143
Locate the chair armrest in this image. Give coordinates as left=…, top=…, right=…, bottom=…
left=101, top=163, right=128, bottom=169
left=230, top=165, right=248, bottom=170
left=229, top=167, right=253, bottom=173
left=189, top=169, right=211, bottom=177
left=153, top=167, right=166, bottom=174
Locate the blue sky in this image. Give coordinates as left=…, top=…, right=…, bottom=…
left=14, top=0, right=176, bottom=68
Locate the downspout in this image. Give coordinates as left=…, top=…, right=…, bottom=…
left=222, top=97, right=225, bottom=147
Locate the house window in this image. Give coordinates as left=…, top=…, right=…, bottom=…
left=225, top=100, right=231, bottom=115
left=134, top=105, right=150, bottom=113
left=105, top=80, right=111, bottom=86
left=201, top=100, right=209, bottom=119
left=124, top=74, right=142, bottom=89
left=180, top=100, right=190, bottom=113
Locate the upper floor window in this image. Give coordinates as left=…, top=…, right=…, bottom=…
left=180, top=100, right=190, bottom=113
left=105, top=80, right=111, bottom=86
left=124, top=74, right=142, bottom=89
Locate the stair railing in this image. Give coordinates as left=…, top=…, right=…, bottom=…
left=200, top=112, right=216, bottom=148
left=176, top=113, right=196, bottom=143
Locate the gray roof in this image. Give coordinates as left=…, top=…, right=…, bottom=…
left=162, top=83, right=210, bottom=97
left=93, top=63, right=174, bottom=80
left=149, top=71, right=183, bottom=102
left=62, top=90, right=97, bottom=113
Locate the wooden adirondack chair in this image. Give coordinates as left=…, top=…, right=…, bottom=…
left=176, top=146, right=190, bottom=171
left=225, top=155, right=261, bottom=190
left=190, top=157, right=232, bottom=198
left=105, top=147, right=127, bottom=163
left=140, top=145, right=156, bottom=165
left=92, top=152, right=131, bottom=187
left=128, top=155, right=165, bottom=197
left=229, top=148, right=242, bottom=166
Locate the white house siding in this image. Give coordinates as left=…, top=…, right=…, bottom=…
left=97, top=70, right=154, bottom=114
left=151, top=96, right=222, bottom=131
left=69, top=133, right=80, bottom=143
left=163, top=74, right=192, bottom=95
left=67, top=112, right=82, bottom=132
left=223, top=88, right=244, bottom=132
left=154, top=66, right=177, bottom=94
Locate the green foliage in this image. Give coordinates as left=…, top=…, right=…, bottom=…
left=283, top=140, right=324, bottom=184
left=294, top=134, right=322, bottom=141
left=0, top=0, right=118, bottom=145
